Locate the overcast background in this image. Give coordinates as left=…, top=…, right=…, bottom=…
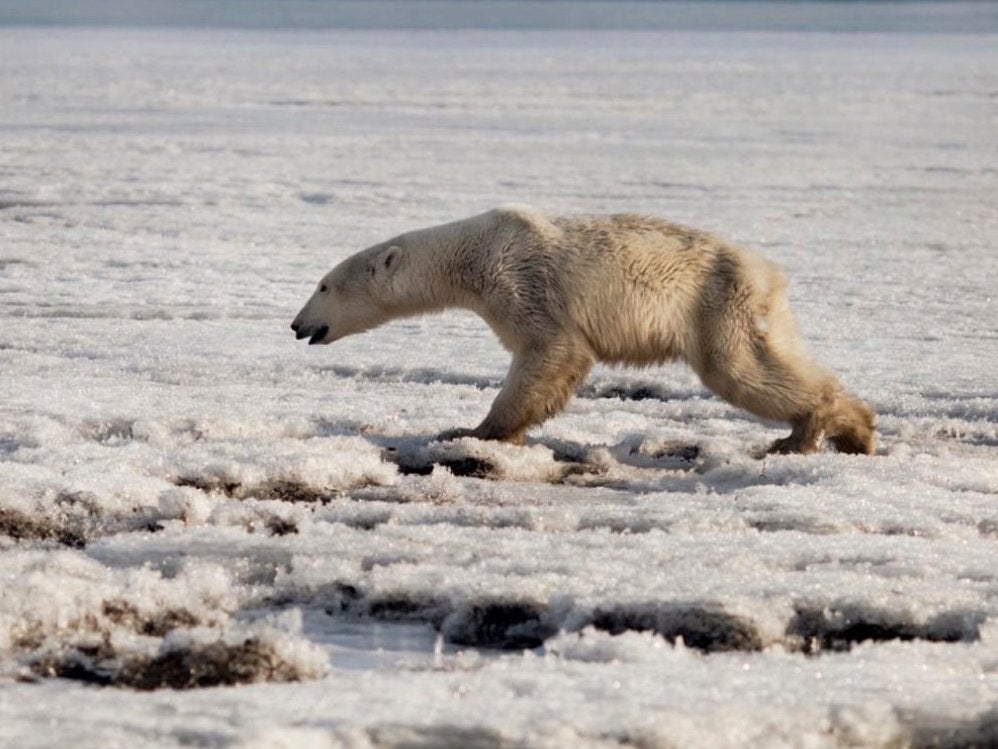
left=1, top=0, right=997, bottom=32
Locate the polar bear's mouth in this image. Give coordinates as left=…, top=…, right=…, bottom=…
left=307, top=325, right=329, bottom=345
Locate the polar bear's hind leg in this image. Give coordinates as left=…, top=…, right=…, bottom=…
left=703, top=342, right=873, bottom=455
left=693, top=267, right=874, bottom=455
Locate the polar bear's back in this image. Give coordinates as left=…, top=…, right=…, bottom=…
left=500, top=211, right=776, bottom=367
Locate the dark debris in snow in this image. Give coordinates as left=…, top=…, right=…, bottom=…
left=787, top=605, right=984, bottom=654
left=0, top=507, right=87, bottom=548
left=30, top=637, right=316, bottom=691
left=588, top=603, right=763, bottom=653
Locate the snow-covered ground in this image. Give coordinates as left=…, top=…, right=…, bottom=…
left=1, top=23, right=997, bottom=749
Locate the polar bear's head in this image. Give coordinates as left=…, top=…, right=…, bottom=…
left=291, top=243, right=402, bottom=345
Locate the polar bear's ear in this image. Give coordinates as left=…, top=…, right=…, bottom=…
left=371, top=245, right=402, bottom=279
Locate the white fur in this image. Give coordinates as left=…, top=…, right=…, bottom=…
left=292, top=207, right=875, bottom=453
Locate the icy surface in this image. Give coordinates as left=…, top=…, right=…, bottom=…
left=1, top=23, right=997, bottom=749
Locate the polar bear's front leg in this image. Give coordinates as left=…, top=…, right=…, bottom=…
left=448, top=341, right=594, bottom=445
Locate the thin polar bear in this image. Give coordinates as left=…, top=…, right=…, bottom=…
left=291, top=207, right=875, bottom=455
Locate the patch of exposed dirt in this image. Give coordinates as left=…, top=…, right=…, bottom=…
left=587, top=603, right=763, bottom=653
left=0, top=507, right=86, bottom=548
left=101, top=600, right=201, bottom=637
left=786, top=605, right=984, bottom=654
left=443, top=600, right=556, bottom=650
left=31, top=637, right=320, bottom=691
left=116, top=637, right=311, bottom=690
left=172, top=476, right=331, bottom=503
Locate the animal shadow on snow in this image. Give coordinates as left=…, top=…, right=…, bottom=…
left=365, top=431, right=725, bottom=490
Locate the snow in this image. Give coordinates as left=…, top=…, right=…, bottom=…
left=1, top=18, right=997, bottom=749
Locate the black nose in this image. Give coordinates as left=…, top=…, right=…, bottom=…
left=291, top=321, right=300, bottom=332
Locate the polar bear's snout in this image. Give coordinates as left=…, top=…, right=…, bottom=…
left=306, top=325, right=329, bottom=345
left=291, top=286, right=334, bottom=344
left=290, top=319, right=330, bottom=345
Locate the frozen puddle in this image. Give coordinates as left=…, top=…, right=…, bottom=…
left=296, top=612, right=488, bottom=672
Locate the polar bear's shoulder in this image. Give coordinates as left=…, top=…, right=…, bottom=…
left=492, top=203, right=548, bottom=224
left=462, top=205, right=562, bottom=249
left=485, top=204, right=561, bottom=234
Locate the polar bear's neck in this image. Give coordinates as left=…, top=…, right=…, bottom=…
left=384, top=212, right=497, bottom=316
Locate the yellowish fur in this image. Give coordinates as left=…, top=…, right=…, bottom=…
left=292, top=207, right=875, bottom=454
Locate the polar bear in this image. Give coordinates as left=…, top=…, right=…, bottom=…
left=291, top=207, right=875, bottom=454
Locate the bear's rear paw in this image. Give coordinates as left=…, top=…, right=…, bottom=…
left=827, top=430, right=875, bottom=455
left=767, top=433, right=822, bottom=455
left=826, top=396, right=876, bottom=455
left=435, top=427, right=477, bottom=442
left=767, top=436, right=797, bottom=455
left=436, top=426, right=526, bottom=445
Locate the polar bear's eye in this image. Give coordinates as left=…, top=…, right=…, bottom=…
left=319, top=284, right=328, bottom=293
